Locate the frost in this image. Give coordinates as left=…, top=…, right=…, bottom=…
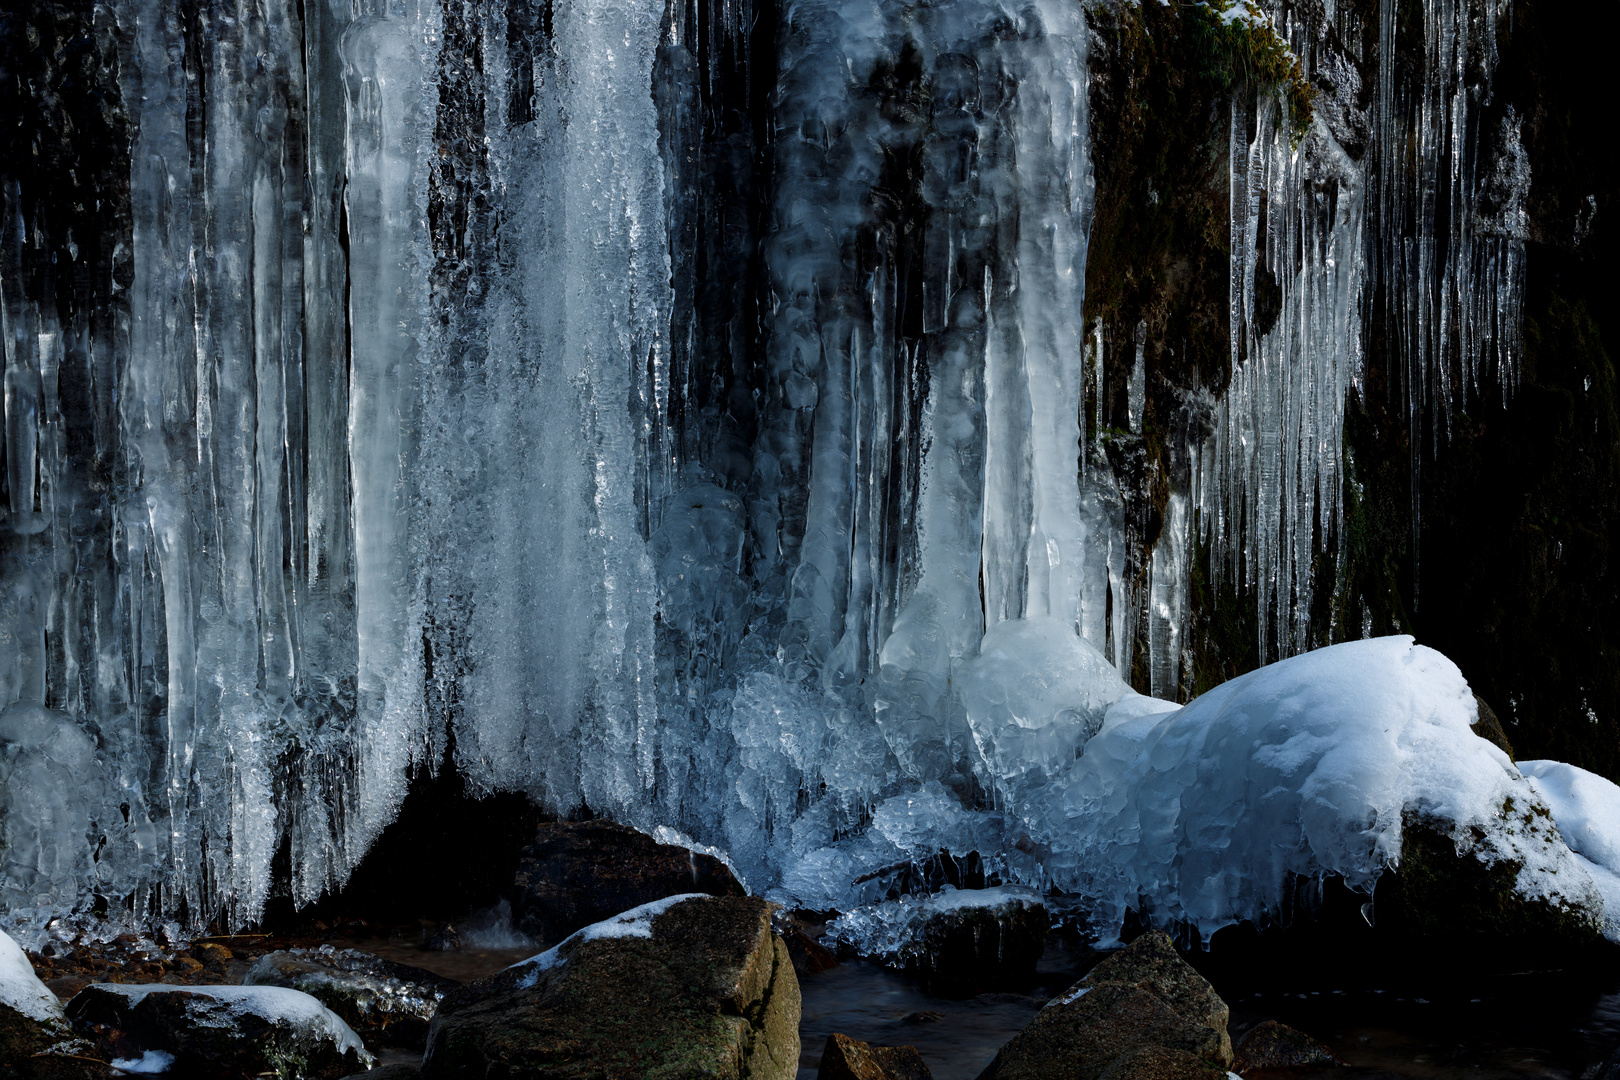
left=110, top=1051, right=176, bottom=1075
left=828, top=886, right=1045, bottom=966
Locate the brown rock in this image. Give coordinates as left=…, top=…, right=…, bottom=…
left=1234, top=1020, right=1342, bottom=1070
left=1071, top=931, right=1233, bottom=1066
left=422, top=894, right=799, bottom=1080
left=43, top=978, right=89, bottom=1003
left=1472, top=695, right=1515, bottom=760
left=1098, top=1046, right=1227, bottom=1080
left=818, top=1032, right=933, bottom=1080
left=512, top=820, right=746, bottom=945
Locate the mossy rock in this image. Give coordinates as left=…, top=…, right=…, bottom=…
left=421, top=895, right=799, bottom=1080
left=1233, top=1020, right=1341, bottom=1070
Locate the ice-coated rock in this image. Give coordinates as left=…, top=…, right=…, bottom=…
left=66, top=983, right=372, bottom=1080
left=975, top=931, right=1232, bottom=1080
left=828, top=887, right=1048, bottom=995
left=1, top=928, right=102, bottom=1078
left=421, top=894, right=799, bottom=1079
left=243, top=947, right=458, bottom=1049
left=1049, top=637, right=1611, bottom=944
left=511, top=820, right=746, bottom=945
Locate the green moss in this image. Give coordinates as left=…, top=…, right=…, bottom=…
left=1182, top=1, right=1317, bottom=141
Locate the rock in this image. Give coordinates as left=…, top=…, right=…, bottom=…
left=340, top=1067, right=421, bottom=1080
left=422, top=894, right=799, bottom=1079
left=1098, top=1046, right=1228, bottom=1080
left=818, top=1032, right=933, bottom=1080
left=1473, top=695, right=1516, bottom=760
left=1233, top=1020, right=1341, bottom=1070
left=2, top=930, right=106, bottom=1080
left=244, top=947, right=459, bottom=1050
left=66, top=983, right=373, bottom=1080
left=974, top=931, right=1233, bottom=1080
left=42, top=978, right=88, bottom=1004
left=829, top=887, right=1048, bottom=995
left=1074, top=932, right=1232, bottom=1065
left=425, top=924, right=463, bottom=952
left=511, top=819, right=745, bottom=944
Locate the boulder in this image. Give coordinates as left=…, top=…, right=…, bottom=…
left=66, top=983, right=373, bottom=1080
left=421, top=894, right=799, bottom=1079
left=828, top=887, right=1048, bottom=995
left=244, top=947, right=458, bottom=1049
left=974, top=931, right=1233, bottom=1080
left=1233, top=1020, right=1341, bottom=1070
left=818, top=1032, right=933, bottom=1080
left=1097, top=1047, right=1227, bottom=1080
left=511, top=820, right=745, bottom=944
left=1, top=930, right=105, bottom=1080
left=340, top=1067, right=420, bottom=1080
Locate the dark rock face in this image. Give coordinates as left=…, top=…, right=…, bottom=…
left=975, top=931, right=1232, bottom=1080
left=243, top=948, right=458, bottom=1050
left=1472, top=695, right=1516, bottom=760
left=340, top=1067, right=421, bottom=1080
left=421, top=894, right=799, bottom=1079
left=1233, top=1020, right=1341, bottom=1070
left=818, top=1032, right=933, bottom=1080
left=66, top=984, right=372, bottom=1080
left=511, top=820, right=745, bottom=944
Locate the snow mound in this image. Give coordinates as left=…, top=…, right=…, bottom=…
left=828, top=885, right=1044, bottom=963
left=84, top=984, right=368, bottom=1056
left=1521, top=759, right=1620, bottom=935
left=1048, top=636, right=1606, bottom=942
left=511, top=893, right=709, bottom=987
left=1, top=927, right=64, bottom=1024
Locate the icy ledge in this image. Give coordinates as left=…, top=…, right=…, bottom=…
left=1045, top=636, right=1615, bottom=944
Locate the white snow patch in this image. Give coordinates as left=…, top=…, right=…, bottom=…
left=1521, top=759, right=1620, bottom=935
left=510, top=893, right=709, bottom=988
left=1049, top=637, right=1607, bottom=943
left=0, top=928, right=65, bottom=1024
left=1046, top=984, right=1092, bottom=1008
left=85, top=984, right=368, bottom=1057
left=111, top=1050, right=175, bottom=1074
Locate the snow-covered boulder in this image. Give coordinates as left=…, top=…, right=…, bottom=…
left=66, top=983, right=372, bottom=1079
left=421, top=894, right=800, bottom=1079
left=511, top=820, right=745, bottom=946
left=243, top=947, right=457, bottom=1050
left=1045, top=636, right=1610, bottom=945
left=1, top=928, right=101, bottom=1077
left=828, top=886, right=1048, bottom=994
left=978, top=931, right=1232, bottom=1080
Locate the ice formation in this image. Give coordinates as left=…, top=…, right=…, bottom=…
left=827, top=885, right=1044, bottom=966
left=0, top=0, right=1549, bottom=939
left=80, top=983, right=371, bottom=1058
left=1, top=926, right=65, bottom=1025
left=1051, top=637, right=1607, bottom=943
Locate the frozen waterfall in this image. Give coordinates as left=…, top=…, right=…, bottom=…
left=0, top=0, right=1538, bottom=934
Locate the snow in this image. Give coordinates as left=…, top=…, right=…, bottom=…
left=1046, top=637, right=1606, bottom=943
left=85, top=984, right=369, bottom=1057
left=111, top=1050, right=175, bottom=1075
left=511, top=894, right=710, bottom=988
left=1521, top=760, right=1620, bottom=934
left=0, top=927, right=63, bottom=1024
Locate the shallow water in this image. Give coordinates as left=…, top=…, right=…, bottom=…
left=794, top=940, right=1620, bottom=1080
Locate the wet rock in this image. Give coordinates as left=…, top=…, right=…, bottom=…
left=66, top=983, right=373, bottom=1080
left=244, top=947, right=459, bottom=1050
left=817, top=1032, right=933, bottom=1080
left=829, top=887, right=1048, bottom=995
left=1098, top=1046, right=1227, bottom=1080
left=1473, top=696, right=1515, bottom=760
left=1233, top=1020, right=1341, bottom=1070
left=42, top=978, right=88, bottom=1004
left=422, top=894, right=799, bottom=1079
left=775, top=914, right=839, bottom=976
left=2, top=930, right=106, bottom=1080
left=974, top=931, right=1233, bottom=1080
left=425, top=924, right=463, bottom=952
left=340, top=1066, right=421, bottom=1080
left=511, top=819, right=745, bottom=944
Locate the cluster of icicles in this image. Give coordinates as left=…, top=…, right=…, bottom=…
left=0, top=0, right=1527, bottom=928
